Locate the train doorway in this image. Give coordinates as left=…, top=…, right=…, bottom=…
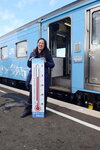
left=49, top=17, right=71, bottom=92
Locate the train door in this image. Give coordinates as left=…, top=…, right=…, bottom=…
left=89, top=6, right=100, bottom=84
left=85, top=5, right=100, bottom=91
left=49, top=17, right=71, bottom=92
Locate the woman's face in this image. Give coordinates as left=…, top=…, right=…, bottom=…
left=37, top=39, right=45, bottom=52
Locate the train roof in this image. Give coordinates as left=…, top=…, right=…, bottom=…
left=0, top=0, right=96, bottom=39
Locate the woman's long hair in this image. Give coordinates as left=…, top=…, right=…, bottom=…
left=35, top=38, right=48, bottom=52
left=34, top=38, right=50, bottom=59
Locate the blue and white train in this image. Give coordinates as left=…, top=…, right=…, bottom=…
left=0, top=0, right=100, bottom=110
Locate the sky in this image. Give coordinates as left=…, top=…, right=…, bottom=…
left=0, top=0, right=76, bottom=37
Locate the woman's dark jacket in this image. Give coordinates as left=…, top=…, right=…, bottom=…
left=26, top=48, right=55, bottom=93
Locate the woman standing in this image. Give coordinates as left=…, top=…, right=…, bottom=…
left=20, top=38, right=55, bottom=118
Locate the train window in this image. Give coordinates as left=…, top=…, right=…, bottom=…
left=56, top=48, right=66, bottom=57
left=0, top=48, right=1, bottom=59
left=92, top=10, right=100, bottom=45
left=16, top=40, right=27, bottom=58
left=1, top=46, right=8, bottom=60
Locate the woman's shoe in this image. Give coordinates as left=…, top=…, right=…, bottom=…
left=20, top=108, right=31, bottom=118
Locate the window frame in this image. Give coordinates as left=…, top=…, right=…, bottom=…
left=16, top=40, right=28, bottom=58
left=0, top=46, right=8, bottom=60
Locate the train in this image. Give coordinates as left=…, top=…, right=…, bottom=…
left=0, top=0, right=100, bottom=110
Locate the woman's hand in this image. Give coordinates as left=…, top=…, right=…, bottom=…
left=29, top=57, right=34, bottom=61
left=40, top=57, right=46, bottom=63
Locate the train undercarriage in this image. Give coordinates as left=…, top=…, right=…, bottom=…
left=0, top=77, right=100, bottom=111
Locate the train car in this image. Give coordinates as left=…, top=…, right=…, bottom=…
left=0, top=0, right=100, bottom=110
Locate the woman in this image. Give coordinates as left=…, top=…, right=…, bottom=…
left=20, top=38, right=55, bottom=118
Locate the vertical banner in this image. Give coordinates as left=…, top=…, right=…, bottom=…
left=32, top=58, right=45, bottom=118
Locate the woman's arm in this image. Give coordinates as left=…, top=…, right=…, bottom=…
left=27, top=51, right=36, bottom=68
left=45, top=51, right=55, bottom=68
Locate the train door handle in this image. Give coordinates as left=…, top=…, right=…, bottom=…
left=89, top=51, right=94, bottom=58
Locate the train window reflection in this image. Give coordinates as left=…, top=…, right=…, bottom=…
left=92, top=11, right=100, bottom=45
left=16, top=40, right=27, bottom=58
left=1, top=46, right=8, bottom=60
left=0, top=48, right=1, bottom=59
